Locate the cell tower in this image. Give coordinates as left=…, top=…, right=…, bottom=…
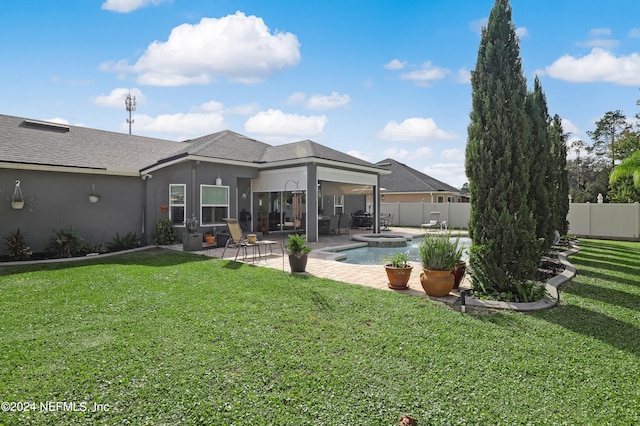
left=125, top=92, right=136, bottom=135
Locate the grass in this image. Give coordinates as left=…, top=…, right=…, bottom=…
left=0, top=240, right=639, bottom=425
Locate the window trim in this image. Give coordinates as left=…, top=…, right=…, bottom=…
left=334, top=194, right=344, bottom=214
left=200, top=184, right=230, bottom=226
left=169, top=184, right=186, bottom=226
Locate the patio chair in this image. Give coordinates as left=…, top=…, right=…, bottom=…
left=221, top=218, right=249, bottom=261
left=329, top=214, right=340, bottom=235
left=420, top=212, right=440, bottom=230
left=337, top=213, right=350, bottom=235
left=222, top=218, right=281, bottom=262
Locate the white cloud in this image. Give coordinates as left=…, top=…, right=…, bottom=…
left=423, top=162, right=467, bottom=188
left=197, top=100, right=224, bottom=112
left=577, top=39, right=619, bottom=49
left=306, top=92, right=351, bottom=110
left=516, top=26, right=528, bottom=38
left=457, top=68, right=471, bottom=84
left=384, top=59, right=406, bottom=70
left=399, top=61, right=449, bottom=87
left=226, top=103, right=259, bottom=115
left=383, top=147, right=412, bottom=159
left=441, top=148, right=464, bottom=160
left=244, top=109, right=327, bottom=138
left=378, top=117, right=456, bottom=142
left=287, top=92, right=307, bottom=105
left=590, top=28, right=612, bottom=37
left=560, top=118, right=579, bottom=136
left=93, top=88, right=144, bottom=108
left=107, top=12, right=300, bottom=86
left=544, top=48, right=640, bottom=85
left=101, top=0, right=164, bottom=13
left=470, top=18, right=488, bottom=35
left=346, top=150, right=372, bottom=162
left=629, top=28, right=640, bottom=38
left=288, top=92, right=351, bottom=110
left=131, top=111, right=226, bottom=139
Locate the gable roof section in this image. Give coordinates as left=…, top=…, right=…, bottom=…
left=176, top=130, right=271, bottom=163
left=261, top=139, right=380, bottom=169
left=0, top=114, right=185, bottom=175
left=376, top=158, right=461, bottom=193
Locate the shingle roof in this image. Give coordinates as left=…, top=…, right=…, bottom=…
left=260, top=139, right=380, bottom=168
left=175, top=130, right=271, bottom=163
left=0, top=114, right=185, bottom=172
left=1, top=113, right=385, bottom=174
left=376, top=158, right=461, bottom=193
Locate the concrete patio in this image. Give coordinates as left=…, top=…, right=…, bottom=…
left=176, top=226, right=470, bottom=302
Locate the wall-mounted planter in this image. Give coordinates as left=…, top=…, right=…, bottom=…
left=89, top=195, right=100, bottom=203
left=11, top=200, right=24, bottom=210
left=160, top=205, right=169, bottom=213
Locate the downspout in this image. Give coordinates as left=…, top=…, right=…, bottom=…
left=191, top=161, right=200, bottom=220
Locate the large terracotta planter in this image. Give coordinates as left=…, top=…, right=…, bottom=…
left=419, top=268, right=455, bottom=297
left=384, top=265, right=413, bottom=290
left=288, top=253, right=308, bottom=273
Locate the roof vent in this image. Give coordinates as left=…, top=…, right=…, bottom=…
left=21, top=119, right=70, bottom=133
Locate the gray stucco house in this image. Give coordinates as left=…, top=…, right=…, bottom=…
left=0, top=113, right=388, bottom=255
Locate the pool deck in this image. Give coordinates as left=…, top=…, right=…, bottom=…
left=173, top=227, right=471, bottom=303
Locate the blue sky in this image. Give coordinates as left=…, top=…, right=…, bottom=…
left=2, top=0, right=640, bottom=188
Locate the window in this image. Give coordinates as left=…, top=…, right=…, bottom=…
left=437, top=195, right=444, bottom=203
left=201, top=185, right=229, bottom=226
left=169, top=184, right=186, bottom=225
left=334, top=195, right=344, bottom=214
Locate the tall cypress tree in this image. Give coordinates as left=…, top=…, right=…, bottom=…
left=465, top=0, right=539, bottom=294
left=550, top=114, right=570, bottom=235
left=527, top=76, right=553, bottom=252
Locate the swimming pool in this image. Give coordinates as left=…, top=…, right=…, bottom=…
left=337, top=236, right=471, bottom=265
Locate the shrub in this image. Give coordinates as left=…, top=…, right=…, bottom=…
left=153, top=219, right=178, bottom=245
left=284, top=234, right=311, bottom=255
left=90, top=242, right=110, bottom=254
left=47, top=228, right=86, bottom=258
left=418, top=232, right=462, bottom=271
left=4, top=228, right=32, bottom=261
left=110, top=232, right=139, bottom=251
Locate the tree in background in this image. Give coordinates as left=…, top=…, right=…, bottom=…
left=526, top=76, right=553, bottom=252
left=549, top=115, right=570, bottom=235
left=466, top=0, right=538, bottom=297
left=586, top=110, right=629, bottom=169
left=609, top=150, right=640, bottom=202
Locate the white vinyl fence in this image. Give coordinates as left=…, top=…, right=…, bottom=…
left=567, top=202, right=640, bottom=240
left=381, top=202, right=640, bottom=241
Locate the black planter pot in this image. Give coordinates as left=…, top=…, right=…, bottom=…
left=288, top=253, right=308, bottom=273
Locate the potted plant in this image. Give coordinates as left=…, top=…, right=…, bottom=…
left=89, top=184, right=100, bottom=203
left=284, top=233, right=312, bottom=273
left=11, top=180, right=24, bottom=209
left=381, top=250, right=413, bottom=290
left=418, top=232, right=463, bottom=297
left=185, top=215, right=198, bottom=233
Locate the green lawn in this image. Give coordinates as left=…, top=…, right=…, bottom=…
left=1, top=240, right=639, bottom=425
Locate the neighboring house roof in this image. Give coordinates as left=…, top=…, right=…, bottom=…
left=0, top=114, right=185, bottom=175
left=0, top=113, right=385, bottom=176
left=376, top=158, right=462, bottom=193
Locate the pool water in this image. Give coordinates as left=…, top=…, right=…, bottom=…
left=337, top=237, right=471, bottom=265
